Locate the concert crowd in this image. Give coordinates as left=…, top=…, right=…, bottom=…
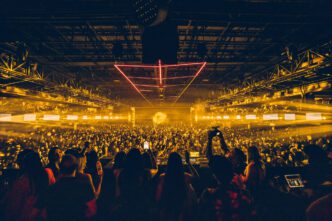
left=0, top=124, right=331, bottom=221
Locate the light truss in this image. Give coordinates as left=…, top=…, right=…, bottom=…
left=114, top=61, right=207, bottom=105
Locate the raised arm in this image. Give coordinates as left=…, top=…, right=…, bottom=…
left=185, top=150, right=199, bottom=178
left=206, top=129, right=229, bottom=162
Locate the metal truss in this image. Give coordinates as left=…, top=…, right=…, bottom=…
left=210, top=42, right=332, bottom=106
left=114, top=61, right=207, bottom=105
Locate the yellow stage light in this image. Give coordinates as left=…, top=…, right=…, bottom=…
left=245, top=114, right=256, bottom=120
left=95, top=116, right=102, bottom=120
left=43, top=115, right=60, bottom=121
left=0, top=114, right=12, bottom=122
left=82, top=116, right=88, bottom=120
left=103, top=116, right=109, bottom=120
left=24, top=114, right=36, bottom=121
left=223, top=115, right=230, bottom=119
left=236, top=115, right=241, bottom=120
left=67, top=115, right=78, bottom=120
left=216, top=116, right=221, bottom=119
left=263, top=114, right=278, bottom=120
left=284, top=113, right=296, bottom=120
left=306, top=113, right=322, bottom=120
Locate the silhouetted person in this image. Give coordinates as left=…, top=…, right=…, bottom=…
left=229, top=148, right=247, bottom=175
left=46, top=147, right=62, bottom=179
left=244, top=146, right=266, bottom=196
left=5, top=151, right=51, bottom=221
left=304, top=144, right=330, bottom=188
left=85, top=150, right=102, bottom=188
left=306, top=193, right=332, bottom=221
left=200, top=156, right=255, bottom=221
left=156, top=152, right=197, bottom=221
left=113, top=148, right=151, bottom=221
left=43, top=154, right=96, bottom=221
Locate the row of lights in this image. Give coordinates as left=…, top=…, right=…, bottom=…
left=0, top=114, right=121, bottom=122
left=201, top=113, right=326, bottom=121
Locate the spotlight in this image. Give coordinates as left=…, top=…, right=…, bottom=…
left=284, top=114, right=296, bottom=120
left=245, top=115, right=256, bottom=120
left=43, top=115, right=60, bottom=121
left=0, top=114, right=12, bottom=122
left=306, top=113, right=322, bottom=120
left=263, top=114, right=278, bottom=120
left=67, top=115, right=78, bottom=120
left=24, top=114, right=36, bottom=121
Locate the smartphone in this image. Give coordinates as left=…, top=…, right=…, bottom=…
left=144, top=141, right=149, bottom=150
left=284, top=174, right=304, bottom=188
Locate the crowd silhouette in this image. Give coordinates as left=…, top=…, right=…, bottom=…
left=0, top=125, right=331, bottom=221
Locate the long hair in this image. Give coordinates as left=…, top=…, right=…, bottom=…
left=48, top=147, right=60, bottom=164
left=119, top=148, right=145, bottom=200
left=142, top=152, right=153, bottom=169
left=23, top=151, right=49, bottom=196
left=160, top=152, right=187, bottom=215
left=247, top=146, right=261, bottom=166
left=113, top=151, right=126, bottom=169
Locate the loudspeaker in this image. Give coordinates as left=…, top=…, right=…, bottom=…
left=142, top=20, right=178, bottom=64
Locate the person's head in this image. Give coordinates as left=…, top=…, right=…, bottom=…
left=86, top=150, right=98, bottom=172
left=113, top=151, right=126, bottom=169
left=48, top=147, right=61, bottom=164
left=247, top=146, right=261, bottom=163
left=142, top=152, right=153, bottom=169
left=209, top=155, right=233, bottom=185
left=60, top=154, right=78, bottom=177
left=160, top=152, right=187, bottom=215
left=23, top=151, right=49, bottom=195
left=166, top=152, right=183, bottom=175
left=17, top=149, right=33, bottom=169
left=84, top=141, right=90, bottom=150
left=124, top=148, right=142, bottom=171
left=304, top=144, right=328, bottom=165
left=23, top=151, right=44, bottom=174
left=76, top=153, right=87, bottom=173
left=229, top=148, right=246, bottom=166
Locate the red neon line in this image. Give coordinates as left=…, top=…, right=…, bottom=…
left=114, top=65, right=152, bottom=105
left=128, top=76, right=194, bottom=80
left=115, top=64, right=156, bottom=68
left=135, top=84, right=161, bottom=88
left=194, top=62, right=207, bottom=77
left=163, top=62, right=206, bottom=68
left=165, top=75, right=195, bottom=80
left=129, top=76, right=159, bottom=80
left=158, top=59, right=162, bottom=86
left=114, top=62, right=206, bottom=69
left=173, top=62, right=207, bottom=104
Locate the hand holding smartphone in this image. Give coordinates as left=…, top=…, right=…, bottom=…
left=144, top=141, right=150, bottom=150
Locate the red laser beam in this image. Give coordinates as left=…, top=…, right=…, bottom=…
left=114, top=62, right=207, bottom=104
left=128, top=76, right=195, bottom=80
left=158, top=59, right=162, bottom=86
left=114, top=62, right=205, bottom=68
left=173, top=62, right=207, bottom=104
left=114, top=65, right=152, bottom=105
